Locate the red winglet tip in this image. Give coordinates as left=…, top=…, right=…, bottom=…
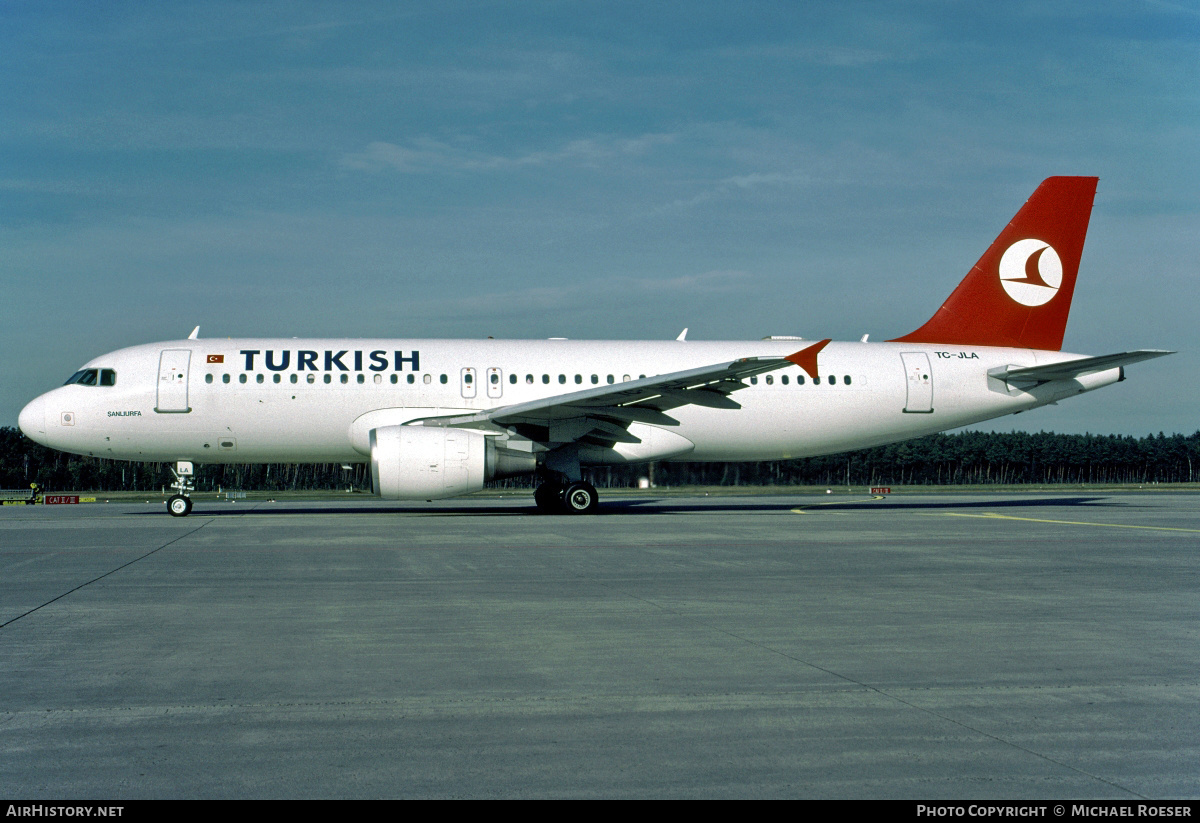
left=785, top=339, right=831, bottom=379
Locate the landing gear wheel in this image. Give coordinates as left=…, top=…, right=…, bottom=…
left=167, top=494, right=193, bottom=517
left=534, top=482, right=563, bottom=513
left=561, top=481, right=599, bottom=515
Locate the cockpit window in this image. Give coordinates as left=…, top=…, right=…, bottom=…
left=64, top=368, right=116, bottom=387
left=65, top=369, right=97, bottom=386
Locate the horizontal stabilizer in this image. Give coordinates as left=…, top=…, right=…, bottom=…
left=989, top=350, right=1174, bottom=384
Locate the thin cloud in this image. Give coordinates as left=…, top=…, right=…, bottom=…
left=651, top=168, right=813, bottom=215
left=339, top=133, right=676, bottom=174
left=717, top=43, right=897, bottom=67
left=395, top=269, right=754, bottom=321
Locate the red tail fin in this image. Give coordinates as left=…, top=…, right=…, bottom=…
left=890, top=176, right=1098, bottom=351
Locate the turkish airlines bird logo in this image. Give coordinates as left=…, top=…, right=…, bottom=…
left=998, top=239, right=1062, bottom=307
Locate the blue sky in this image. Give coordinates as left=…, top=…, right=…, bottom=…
left=2, top=1, right=1197, bottom=434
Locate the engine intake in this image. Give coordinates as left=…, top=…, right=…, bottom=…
left=369, top=426, right=534, bottom=500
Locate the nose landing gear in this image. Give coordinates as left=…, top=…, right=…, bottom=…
left=166, top=462, right=195, bottom=517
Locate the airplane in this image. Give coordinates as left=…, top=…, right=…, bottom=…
left=17, top=176, right=1172, bottom=516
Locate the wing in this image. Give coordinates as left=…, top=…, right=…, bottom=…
left=988, top=349, right=1174, bottom=386
left=413, top=339, right=831, bottom=448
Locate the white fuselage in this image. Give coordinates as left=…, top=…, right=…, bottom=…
left=19, top=337, right=1121, bottom=466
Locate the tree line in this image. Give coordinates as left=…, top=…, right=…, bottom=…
left=2, top=426, right=1197, bottom=492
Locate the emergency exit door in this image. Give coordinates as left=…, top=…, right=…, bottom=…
left=486, top=367, right=503, bottom=399
left=460, top=367, right=477, bottom=399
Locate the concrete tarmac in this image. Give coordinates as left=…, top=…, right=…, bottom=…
left=1, top=491, right=1197, bottom=799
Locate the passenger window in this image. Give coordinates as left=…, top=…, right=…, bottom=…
left=797, top=375, right=805, bottom=385
left=575, top=374, right=582, bottom=384
left=290, top=374, right=298, bottom=384
left=390, top=375, right=398, bottom=384
left=844, top=375, right=852, bottom=385
left=591, top=374, right=598, bottom=384
left=559, top=375, right=566, bottom=384
left=205, top=374, right=213, bottom=384
left=765, top=375, right=773, bottom=385
left=307, top=374, right=315, bottom=384
left=750, top=376, right=758, bottom=385
left=256, top=374, right=264, bottom=384
left=223, top=374, right=231, bottom=384
left=358, top=374, right=365, bottom=384
left=507, top=374, right=515, bottom=384
left=423, top=374, right=431, bottom=384
left=607, top=375, right=614, bottom=384
left=439, top=374, right=447, bottom=384
left=623, top=375, right=631, bottom=382
left=273, top=374, right=281, bottom=384
left=340, top=374, right=348, bottom=384
left=324, top=375, right=331, bottom=384
left=373, top=374, right=381, bottom=384
left=781, top=375, right=788, bottom=385
left=408, top=374, right=416, bottom=384
left=239, top=374, right=247, bottom=384
left=543, top=375, right=550, bottom=384
left=526, top=374, right=534, bottom=384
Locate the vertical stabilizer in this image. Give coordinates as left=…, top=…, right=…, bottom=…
left=890, top=176, right=1098, bottom=351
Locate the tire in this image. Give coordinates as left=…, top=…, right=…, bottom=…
left=534, top=482, right=563, bottom=513
left=167, top=495, right=192, bottom=517
left=561, top=481, right=599, bottom=515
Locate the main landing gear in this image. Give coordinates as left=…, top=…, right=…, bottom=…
left=533, top=478, right=599, bottom=514
left=166, top=462, right=195, bottom=517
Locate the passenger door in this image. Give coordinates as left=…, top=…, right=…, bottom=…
left=155, top=350, right=192, bottom=413
left=901, top=352, right=933, bottom=413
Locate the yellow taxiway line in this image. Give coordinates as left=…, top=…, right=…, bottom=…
left=791, top=495, right=886, bottom=513
left=932, top=511, right=1200, bottom=534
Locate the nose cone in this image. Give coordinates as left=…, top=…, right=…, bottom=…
left=18, top=395, right=47, bottom=444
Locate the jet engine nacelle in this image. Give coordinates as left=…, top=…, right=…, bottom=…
left=369, top=425, right=535, bottom=500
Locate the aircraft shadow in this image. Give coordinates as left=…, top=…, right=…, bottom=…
left=600, top=495, right=1114, bottom=514
left=128, top=494, right=1117, bottom=518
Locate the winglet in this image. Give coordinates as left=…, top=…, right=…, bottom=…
left=785, top=338, right=831, bottom=378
